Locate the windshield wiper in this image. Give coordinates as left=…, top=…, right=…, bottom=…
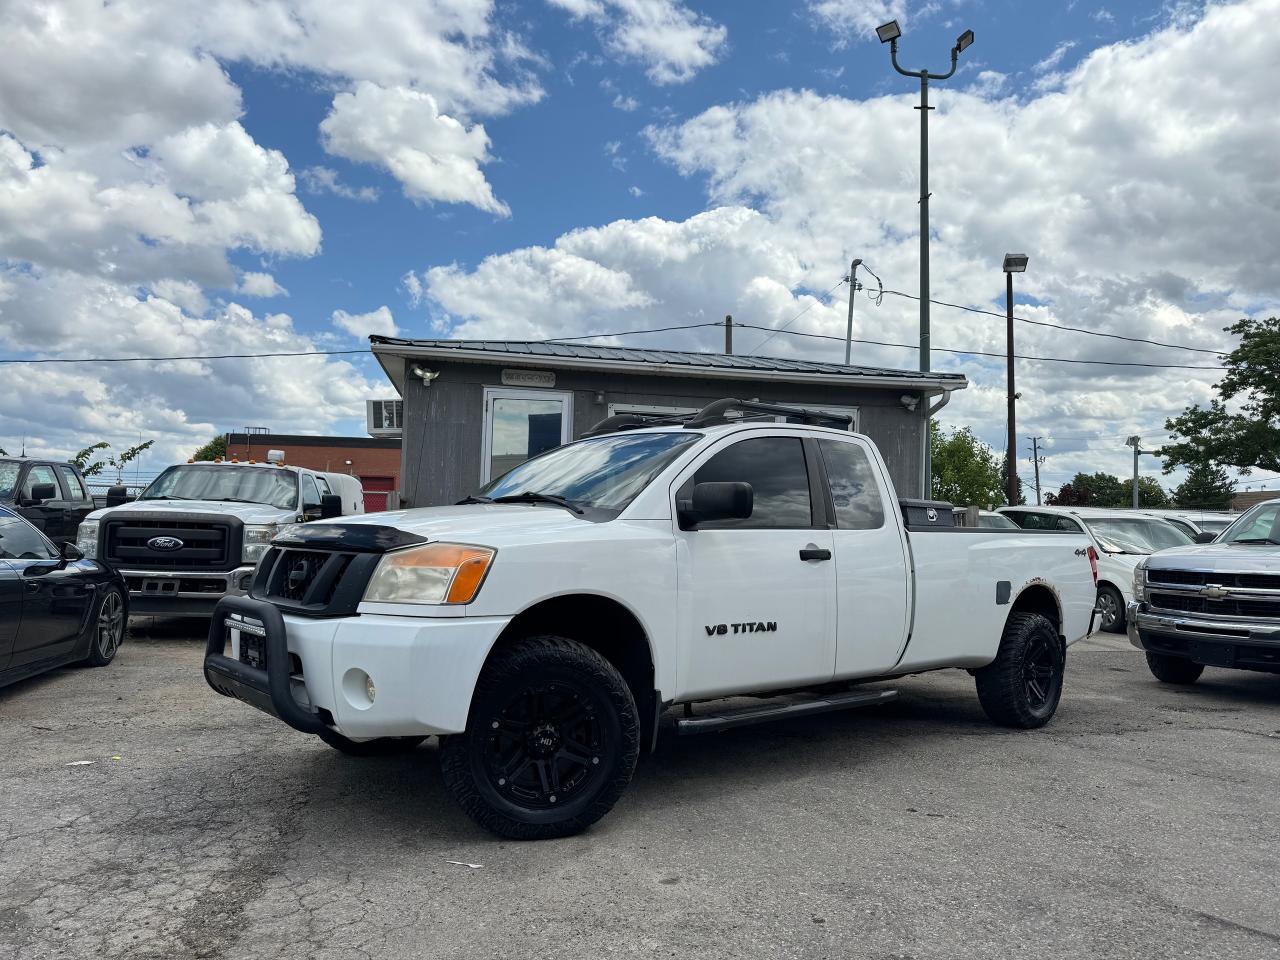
left=490, top=491, right=585, bottom=515
left=457, top=495, right=494, bottom=505
left=214, top=497, right=274, bottom=505
left=1229, top=537, right=1280, bottom=545
left=141, top=495, right=192, bottom=501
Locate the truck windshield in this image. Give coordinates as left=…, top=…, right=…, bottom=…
left=476, top=432, right=700, bottom=517
left=1084, top=517, right=1192, bottom=553
left=1218, top=503, right=1280, bottom=544
left=140, top=465, right=299, bottom=510
left=0, top=461, right=19, bottom=500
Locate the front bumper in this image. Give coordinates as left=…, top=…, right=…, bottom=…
left=203, top=595, right=512, bottom=738
left=1126, top=601, right=1280, bottom=673
left=124, top=566, right=256, bottom=616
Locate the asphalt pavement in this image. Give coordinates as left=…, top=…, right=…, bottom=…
left=2, top=623, right=1278, bottom=960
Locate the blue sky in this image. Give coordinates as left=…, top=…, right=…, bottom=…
left=2, top=0, right=1276, bottom=498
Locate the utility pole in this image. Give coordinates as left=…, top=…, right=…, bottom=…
left=1002, top=255, right=1028, bottom=507
left=843, top=259, right=861, bottom=365
left=724, top=314, right=733, bottom=355
left=1125, top=436, right=1159, bottom=508
left=1028, top=436, right=1043, bottom=505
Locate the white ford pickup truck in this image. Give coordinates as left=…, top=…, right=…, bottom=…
left=204, top=400, right=1097, bottom=839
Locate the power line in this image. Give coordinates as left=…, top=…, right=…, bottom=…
left=547, top=322, right=720, bottom=343
left=745, top=278, right=850, bottom=355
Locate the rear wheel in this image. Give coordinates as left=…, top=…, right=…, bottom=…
left=1097, top=584, right=1126, bottom=633
left=1145, top=652, right=1204, bottom=685
left=317, top=729, right=427, bottom=756
left=975, top=612, right=1065, bottom=728
left=81, top=586, right=125, bottom=667
left=440, top=635, right=639, bottom=840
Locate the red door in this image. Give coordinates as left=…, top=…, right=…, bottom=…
left=361, top=475, right=395, bottom=513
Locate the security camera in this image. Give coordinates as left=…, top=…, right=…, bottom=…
left=1014, top=391, right=1022, bottom=400
left=900, top=394, right=919, bottom=412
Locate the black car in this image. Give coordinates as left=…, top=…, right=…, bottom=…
left=0, top=458, right=98, bottom=546
left=0, top=505, right=127, bottom=689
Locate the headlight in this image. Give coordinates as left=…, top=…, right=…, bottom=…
left=76, top=520, right=99, bottom=559
left=1133, top=559, right=1148, bottom=600
left=243, top=523, right=279, bottom=563
left=363, top=543, right=496, bottom=605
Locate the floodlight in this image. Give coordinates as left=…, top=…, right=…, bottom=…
left=1002, top=253, right=1029, bottom=273
left=876, top=20, right=902, bottom=43
left=955, top=29, right=974, bottom=53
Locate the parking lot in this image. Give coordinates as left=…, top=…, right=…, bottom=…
left=1, top=624, right=1277, bottom=960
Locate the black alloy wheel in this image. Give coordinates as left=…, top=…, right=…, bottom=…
left=975, top=612, right=1065, bottom=728
left=440, top=635, right=639, bottom=840
left=1022, top=627, right=1058, bottom=712
left=83, top=587, right=125, bottom=667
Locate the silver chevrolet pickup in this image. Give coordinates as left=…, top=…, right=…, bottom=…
left=1128, top=499, right=1280, bottom=683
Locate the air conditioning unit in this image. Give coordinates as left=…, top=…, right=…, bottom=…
left=366, top=399, right=404, bottom=438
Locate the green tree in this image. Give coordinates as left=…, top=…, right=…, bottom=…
left=72, top=442, right=111, bottom=477
left=1173, top=463, right=1236, bottom=509
left=1119, top=476, right=1170, bottom=508
left=107, top=440, right=154, bottom=482
left=1163, top=316, right=1280, bottom=473
left=192, top=435, right=227, bottom=461
left=1046, top=471, right=1126, bottom=507
left=931, top=423, right=1007, bottom=506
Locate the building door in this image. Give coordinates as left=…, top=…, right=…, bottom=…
left=361, top=475, right=394, bottom=513
left=481, top=388, right=574, bottom=484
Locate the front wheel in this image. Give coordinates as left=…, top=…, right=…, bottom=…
left=975, top=612, right=1065, bottom=728
left=1146, top=652, right=1204, bottom=685
left=1097, top=584, right=1126, bottom=634
left=440, top=636, right=639, bottom=840
left=81, top=586, right=125, bottom=667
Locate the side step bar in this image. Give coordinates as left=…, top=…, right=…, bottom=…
left=675, top=688, right=898, bottom=736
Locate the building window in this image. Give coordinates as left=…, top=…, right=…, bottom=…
left=482, top=388, right=574, bottom=483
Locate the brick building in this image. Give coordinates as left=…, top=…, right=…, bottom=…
left=223, top=433, right=401, bottom=511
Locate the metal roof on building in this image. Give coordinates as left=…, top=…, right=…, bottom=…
left=369, top=336, right=968, bottom=393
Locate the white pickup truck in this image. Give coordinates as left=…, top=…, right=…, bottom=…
left=204, top=400, right=1097, bottom=839
left=77, top=457, right=363, bottom=615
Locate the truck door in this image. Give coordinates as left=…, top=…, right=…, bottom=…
left=18, top=464, right=67, bottom=542
left=673, top=435, right=836, bottom=700
left=816, top=437, right=911, bottom=678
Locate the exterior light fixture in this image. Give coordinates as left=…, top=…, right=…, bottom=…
left=955, top=30, right=975, bottom=53
left=876, top=20, right=902, bottom=43
left=1003, top=253, right=1029, bottom=273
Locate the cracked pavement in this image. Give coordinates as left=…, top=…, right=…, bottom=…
left=2, top=626, right=1278, bottom=960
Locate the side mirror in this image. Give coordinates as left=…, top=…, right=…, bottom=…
left=1193, top=531, right=1217, bottom=544
left=319, top=493, right=343, bottom=519
left=60, top=542, right=84, bottom=562
left=26, top=482, right=57, bottom=505
left=105, top=484, right=129, bottom=507
left=680, top=482, right=753, bottom=528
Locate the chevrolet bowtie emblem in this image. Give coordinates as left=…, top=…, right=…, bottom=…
left=1199, top=584, right=1230, bottom=600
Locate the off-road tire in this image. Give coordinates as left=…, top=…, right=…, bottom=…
left=1097, top=584, right=1126, bottom=634
left=440, top=635, right=639, bottom=840
left=975, top=612, right=1065, bottom=729
left=317, top=729, right=427, bottom=756
left=1145, top=652, right=1204, bottom=685
left=81, top=586, right=125, bottom=667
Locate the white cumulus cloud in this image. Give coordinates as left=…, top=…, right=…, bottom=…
left=332, top=306, right=398, bottom=339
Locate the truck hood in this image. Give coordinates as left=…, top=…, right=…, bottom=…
left=1145, top=543, right=1280, bottom=574
left=86, top=499, right=294, bottom=525
left=324, top=504, right=597, bottom=546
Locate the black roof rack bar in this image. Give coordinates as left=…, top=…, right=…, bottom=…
left=682, top=399, right=854, bottom=430
left=581, top=412, right=691, bottom=438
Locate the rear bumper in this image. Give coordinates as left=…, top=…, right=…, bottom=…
left=124, top=567, right=255, bottom=616
left=203, top=596, right=512, bottom=738
left=1126, top=601, right=1280, bottom=673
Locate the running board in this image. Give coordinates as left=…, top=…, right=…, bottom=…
left=675, top=688, right=898, bottom=736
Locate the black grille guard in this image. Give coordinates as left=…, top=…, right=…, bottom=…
left=203, top=595, right=327, bottom=734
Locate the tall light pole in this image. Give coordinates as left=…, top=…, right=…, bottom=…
left=1003, top=253, right=1028, bottom=506
left=1126, top=436, right=1159, bottom=507
left=879, top=20, right=973, bottom=499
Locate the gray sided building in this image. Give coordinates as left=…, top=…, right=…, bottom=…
left=370, top=338, right=967, bottom=506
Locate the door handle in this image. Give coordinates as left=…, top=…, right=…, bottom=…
left=799, top=546, right=832, bottom=562
left=25, top=581, right=42, bottom=593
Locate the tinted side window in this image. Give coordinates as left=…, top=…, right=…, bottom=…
left=58, top=466, right=88, bottom=500
left=693, top=437, right=812, bottom=529
left=300, top=475, right=321, bottom=509
left=818, top=439, right=884, bottom=530
left=1008, top=511, right=1050, bottom=530
left=0, top=514, right=57, bottom=559
left=23, top=464, right=59, bottom=499
left=1055, top=516, right=1082, bottom=532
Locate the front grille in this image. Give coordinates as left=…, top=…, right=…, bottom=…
left=1148, top=569, right=1280, bottom=591
left=105, top=517, right=237, bottom=570
left=252, top=547, right=376, bottom=617
left=1149, top=591, right=1280, bottom=620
